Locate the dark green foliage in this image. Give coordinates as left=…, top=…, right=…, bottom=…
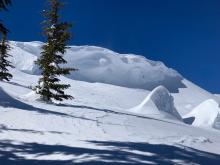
left=0, top=32, right=13, bottom=81
left=0, top=0, right=11, bottom=11
left=0, top=0, right=12, bottom=81
left=36, top=0, right=76, bottom=102
left=0, top=0, right=11, bottom=34
left=0, top=23, right=8, bottom=35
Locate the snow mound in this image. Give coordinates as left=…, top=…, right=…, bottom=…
left=129, top=86, right=182, bottom=120
left=19, top=91, right=40, bottom=102
left=9, top=41, right=185, bottom=92
left=183, top=99, right=220, bottom=129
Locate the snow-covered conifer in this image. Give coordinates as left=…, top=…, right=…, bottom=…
left=0, top=32, right=13, bottom=81
left=35, top=0, right=76, bottom=102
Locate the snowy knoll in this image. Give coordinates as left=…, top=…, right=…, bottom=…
left=183, top=99, right=220, bottom=129
left=9, top=41, right=185, bottom=92
left=129, top=86, right=182, bottom=121
left=1, top=41, right=220, bottom=163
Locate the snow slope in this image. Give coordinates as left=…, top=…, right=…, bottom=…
left=10, top=41, right=184, bottom=92
left=9, top=41, right=219, bottom=115
left=0, top=41, right=220, bottom=164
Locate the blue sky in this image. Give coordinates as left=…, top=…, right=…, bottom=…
left=2, top=0, right=220, bottom=93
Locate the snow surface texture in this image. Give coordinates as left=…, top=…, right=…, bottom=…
left=9, top=41, right=185, bottom=93
left=0, top=41, right=220, bottom=164
left=129, top=85, right=182, bottom=121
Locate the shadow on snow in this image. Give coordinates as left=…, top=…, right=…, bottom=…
left=0, top=87, right=99, bottom=123
left=0, top=140, right=219, bottom=165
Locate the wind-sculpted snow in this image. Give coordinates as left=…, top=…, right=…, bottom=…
left=1, top=48, right=220, bottom=163
left=183, top=99, right=220, bottom=130
left=9, top=41, right=185, bottom=92
left=129, top=86, right=182, bottom=121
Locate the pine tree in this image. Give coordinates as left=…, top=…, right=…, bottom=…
left=0, top=0, right=11, bottom=34
left=0, top=32, right=13, bottom=81
left=0, top=0, right=12, bottom=81
left=0, top=0, right=11, bottom=10
left=35, top=0, right=76, bottom=102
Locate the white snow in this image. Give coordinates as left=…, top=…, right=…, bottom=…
left=0, top=41, right=220, bottom=164
left=183, top=99, right=220, bottom=129
left=9, top=41, right=184, bottom=92
left=129, top=85, right=182, bottom=121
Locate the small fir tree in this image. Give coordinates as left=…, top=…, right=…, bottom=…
left=35, top=0, right=76, bottom=102
left=0, top=0, right=12, bottom=81
left=0, top=32, right=13, bottom=81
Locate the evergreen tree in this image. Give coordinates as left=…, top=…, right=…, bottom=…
left=0, top=0, right=11, bottom=10
left=0, top=0, right=11, bottom=34
left=0, top=32, right=13, bottom=81
left=0, top=0, right=12, bottom=81
left=35, top=0, right=76, bottom=102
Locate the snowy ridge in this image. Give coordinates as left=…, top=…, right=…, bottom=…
left=9, top=41, right=184, bottom=92
left=129, top=86, right=182, bottom=121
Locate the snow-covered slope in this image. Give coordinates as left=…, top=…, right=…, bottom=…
left=9, top=41, right=219, bottom=110
left=10, top=41, right=184, bottom=92
left=1, top=41, right=220, bottom=164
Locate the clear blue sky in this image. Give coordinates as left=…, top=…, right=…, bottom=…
left=2, top=0, right=220, bottom=93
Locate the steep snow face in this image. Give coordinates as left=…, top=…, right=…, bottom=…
left=129, top=86, right=182, bottom=121
left=9, top=41, right=184, bottom=92
left=183, top=99, right=220, bottom=129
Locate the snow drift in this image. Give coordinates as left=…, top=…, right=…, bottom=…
left=183, top=99, right=220, bottom=129
left=9, top=41, right=185, bottom=92
left=129, top=86, right=182, bottom=121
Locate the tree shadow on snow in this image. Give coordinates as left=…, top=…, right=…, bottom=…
left=1, top=87, right=167, bottom=126
left=0, top=140, right=219, bottom=165
left=0, top=124, right=69, bottom=135
left=6, top=81, right=31, bottom=89
left=0, top=87, right=99, bottom=123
